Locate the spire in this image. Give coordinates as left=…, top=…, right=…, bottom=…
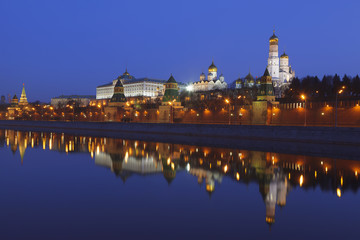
left=19, top=83, right=28, bottom=105
left=21, top=83, right=26, bottom=96
left=264, top=68, right=270, bottom=77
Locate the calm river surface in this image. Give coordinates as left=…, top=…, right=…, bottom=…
left=0, top=129, right=359, bottom=239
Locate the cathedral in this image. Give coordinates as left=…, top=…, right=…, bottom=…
left=190, top=61, right=227, bottom=92
left=267, top=31, right=295, bottom=97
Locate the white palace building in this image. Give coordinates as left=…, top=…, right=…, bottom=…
left=96, top=69, right=186, bottom=100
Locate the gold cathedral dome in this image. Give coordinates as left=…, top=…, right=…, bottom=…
left=208, top=61, right=217, bottom=72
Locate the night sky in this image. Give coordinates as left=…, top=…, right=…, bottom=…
left=1, top=0, right=359, bottom=102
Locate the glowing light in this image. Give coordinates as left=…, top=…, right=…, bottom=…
left=337, top=188, right=341, bottom=198
left=355, top=171, right=358, bottom=177
left=186, top=85, right=194, bottom=92
left=171, top=162, right=175, bottom=170
left=167, top=157, right=171, bottom=165
left=288, top=173, right=291, bottom=180
left=315, top=171, right=317, bottom=178
left=236, top=172, right=240, bottom=181
left=321, top=161, right=323, bottom=165
left=223, top=165, right=228, bottom=173
left=186, top=163, right=190, bottom=172
left=299, top=175, right=304, bottom=187
left=325, top=167, right=328, bottom=173
left=125, top=151, right=129, bottom=163
left=301, top=95, right=306, bottom=100
left=341, top=176, right=343, bottom=186
left=321, top=112, right=325, bottom=116
left=225, top=99, right=230, bottom=104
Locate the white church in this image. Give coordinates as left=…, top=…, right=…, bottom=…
left=189, top=61, right=227, bottom=92
left=267, top=31, right=295, bottom=97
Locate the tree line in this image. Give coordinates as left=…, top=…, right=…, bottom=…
left=284, top=74, right=360, bottom=100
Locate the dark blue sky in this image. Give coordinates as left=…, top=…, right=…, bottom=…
left=1, top=0, right=359, bottom=102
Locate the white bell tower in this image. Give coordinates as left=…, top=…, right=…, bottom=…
left=267, top=30, right=280, bottom=82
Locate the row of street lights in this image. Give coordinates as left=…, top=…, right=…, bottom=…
left=301, top=86, right=345, bottom=127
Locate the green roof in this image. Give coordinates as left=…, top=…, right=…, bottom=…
left=110, top=93, right=126, bottom=103
left=115, top=79, right=123, bottom=87
left=245, top=72, right=254, bottom=81
left=167, top=75, right=177, bottom=83
left=264, top=68, right=270, bottom=77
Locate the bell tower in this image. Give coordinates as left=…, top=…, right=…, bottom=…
left=267, top=30, right=280, bottom=82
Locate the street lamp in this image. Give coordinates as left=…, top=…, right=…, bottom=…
left=301, top=94, right=306, bottom=126
left=225, top=99, right=231, bottom=125
left=335, top=86, right=345, bottom=127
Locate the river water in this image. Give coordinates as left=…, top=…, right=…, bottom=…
left=0, top=129, right=359, bottom=239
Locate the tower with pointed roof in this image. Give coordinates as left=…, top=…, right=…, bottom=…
left=257, top=68, right=275, bottom=102
left=8, top=93, right=20, bottom=120
left=162, top=75, right=180, bottom=105
left=104, top=79, right=128, bottom=121
left=19, top=84, right=28, bottom=106
left=158, top=75, right=183, bottom=123
left=109, top=79, right=127, bottom=107
left=11, top=95, right=19, bottom=106
left=252, top=68, right=279, bottom=125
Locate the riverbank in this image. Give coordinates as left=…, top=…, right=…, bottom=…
left=0, top=120, right=359, bottom=160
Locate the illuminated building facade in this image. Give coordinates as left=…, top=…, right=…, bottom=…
left=96, top=69, right=186, bottom=99
left=51, top=95, right=96, bottom=108
left=7, top=84, right=29, bottom=120
left=189, top=61, right=227, bottom=92
left=267, top=31, right=295, bottom=97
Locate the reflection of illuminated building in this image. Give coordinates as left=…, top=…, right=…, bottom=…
left=95, top=151, right=162, bottom=182
left=2, top=129, right=360, bottom=230
left=189, top=168, right=222, bottom=197
left=264, top=169, right=288, bottom=227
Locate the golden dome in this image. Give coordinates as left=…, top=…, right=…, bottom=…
left=280, top=52, right=289, bottom=59
left=208, top=61, right=217, bottom=72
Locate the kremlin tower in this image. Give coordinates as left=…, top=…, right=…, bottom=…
left=19, top=84, right=28, bottom=106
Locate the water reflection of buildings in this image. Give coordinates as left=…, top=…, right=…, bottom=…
left=1, top=129, right=360, bottom=227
